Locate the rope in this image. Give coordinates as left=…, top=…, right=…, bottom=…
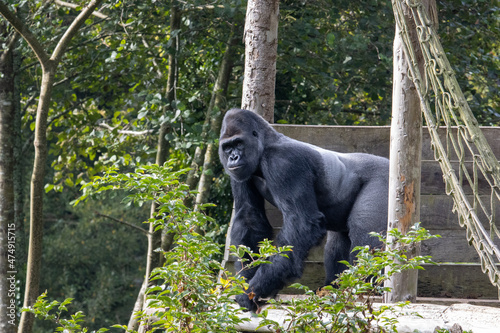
left=392, top=0, right=500, bottom=298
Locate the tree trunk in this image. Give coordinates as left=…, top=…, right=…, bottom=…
left=129, top=5, right=181, bottom=332
left=384, top=0, right=437, bottom=303
left=0, top=2, right=104, bottom=331
left=0, top=29, right=18, bottom=333
left=194, top=32, right=239, bottom=211
left=157, top=0, right=181, bottom=259
left=19, top=62, right=57, bottom=333
left=12, top=37, right=26, bottom=255
left=241, top=0, right=279, bottom=122
left=185, top=145, right=206, bottom=191
left=186, top=26, right=239, bottom=194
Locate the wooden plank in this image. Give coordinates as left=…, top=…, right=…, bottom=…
left=418, top=264, right=500, bottom=299
left=421, top=127, right=500, bottom=161
left=273, top=125, right=391, bottom=157
left=226, top=261, right=500, bottom=298
left=420, top=195, right=458, bottom=230
left=273, top=125, right=500, bottom=161
left=419, top=195, right=498, bottom=230
left=265, top=194, right=498, bottom=231
left=421, top=161, right=494, bottom=195
left=419, top=229, right=500, bottom=262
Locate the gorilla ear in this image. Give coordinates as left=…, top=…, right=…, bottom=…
left=252, top=130, right=258, bottom=137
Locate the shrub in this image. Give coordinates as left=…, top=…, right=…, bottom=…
left=257, top=225, right=439, bottom=332
left=24, top=162, right=442, bottom=333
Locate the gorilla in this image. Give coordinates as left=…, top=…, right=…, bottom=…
left=219, top=108, right=389, bottom=311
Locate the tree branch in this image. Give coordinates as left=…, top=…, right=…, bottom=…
left=54, top=0, right=108, bottom=19
left=98, top=123, right=154, bottom=136
left=54, top=0, right=135, bottom=32
left=51, top=0, right=103, bottom=63
left=95, top=211, right=151, bottom=236
left=0, top=30, right=19, bottom=64
left=0, top=1, right=49, bottom=64
left=176, top=0, right=224, bottom=12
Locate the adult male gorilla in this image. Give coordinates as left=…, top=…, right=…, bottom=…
left=219, top=108, right=389, bottom=311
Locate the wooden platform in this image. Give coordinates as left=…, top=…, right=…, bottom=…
left=225, top=125, right=500, bottom=300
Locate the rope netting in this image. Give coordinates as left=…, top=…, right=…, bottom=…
left=392, top=0, right=500, bottom=298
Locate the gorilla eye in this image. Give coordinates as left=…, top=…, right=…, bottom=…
left=252, top=131, right=258, bottom=137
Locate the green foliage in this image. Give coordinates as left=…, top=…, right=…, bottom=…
left=28, top=163, right=439, bottom=333
left=137, top=238, right=293, bottom=332
left=276, top=0, right=395, bottom=125
left=27, top=162, right=294, bottom=332
left=77, top=162, right=290, bottom=332
left=438, top=0, right=500, bottom=125
left=274, top=0, right=499, bottom=125
left=22, top=292, right=108, bottom=333
left=256, top=224, right=439, bottom=332
left=27, top=161, right=441, bottom=332
left=9, top=1, right=499, bottom=332
left=230, top=240, right=293, bottom=272
left=26, top=220, right=440, bottom=333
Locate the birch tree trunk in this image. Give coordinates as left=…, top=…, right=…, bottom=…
left=384, top=0, right=437, bottom=303
left=241, top=0, right=279, bottom=121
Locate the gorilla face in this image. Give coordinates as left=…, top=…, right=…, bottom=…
left=219, top=114, right=263, bottom=182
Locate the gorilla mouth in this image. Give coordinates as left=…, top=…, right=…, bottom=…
left=228, top=166, right=243, bottom=171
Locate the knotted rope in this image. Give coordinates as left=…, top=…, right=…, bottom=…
left=392, top=0, right=500, bottom=297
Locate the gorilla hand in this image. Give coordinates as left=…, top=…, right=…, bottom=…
left=235, top=290, right=259, bottom=312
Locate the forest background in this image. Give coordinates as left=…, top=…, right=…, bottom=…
left=0, top=0, right=498, bottom=332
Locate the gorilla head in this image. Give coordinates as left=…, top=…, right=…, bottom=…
left=219, top=109, right=276, bottom=182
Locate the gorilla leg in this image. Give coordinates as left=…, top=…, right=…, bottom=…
left=323, top=179, right=387, bottom=284
left=346, top=179, right=388, bottom=263
left=323, top=231, right=351, bottom=284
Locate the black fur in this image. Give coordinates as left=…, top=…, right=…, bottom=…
left=219, top=108, right=389, bottom=311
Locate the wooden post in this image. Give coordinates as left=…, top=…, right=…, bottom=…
left=384, top=0, right=423, bottom=303
left=384, top=0, right=437, bottom=303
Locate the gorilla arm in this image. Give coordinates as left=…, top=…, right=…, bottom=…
left=230, top=178, right=274, bottom=281
left=235, top=147, right=328, bottom=310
